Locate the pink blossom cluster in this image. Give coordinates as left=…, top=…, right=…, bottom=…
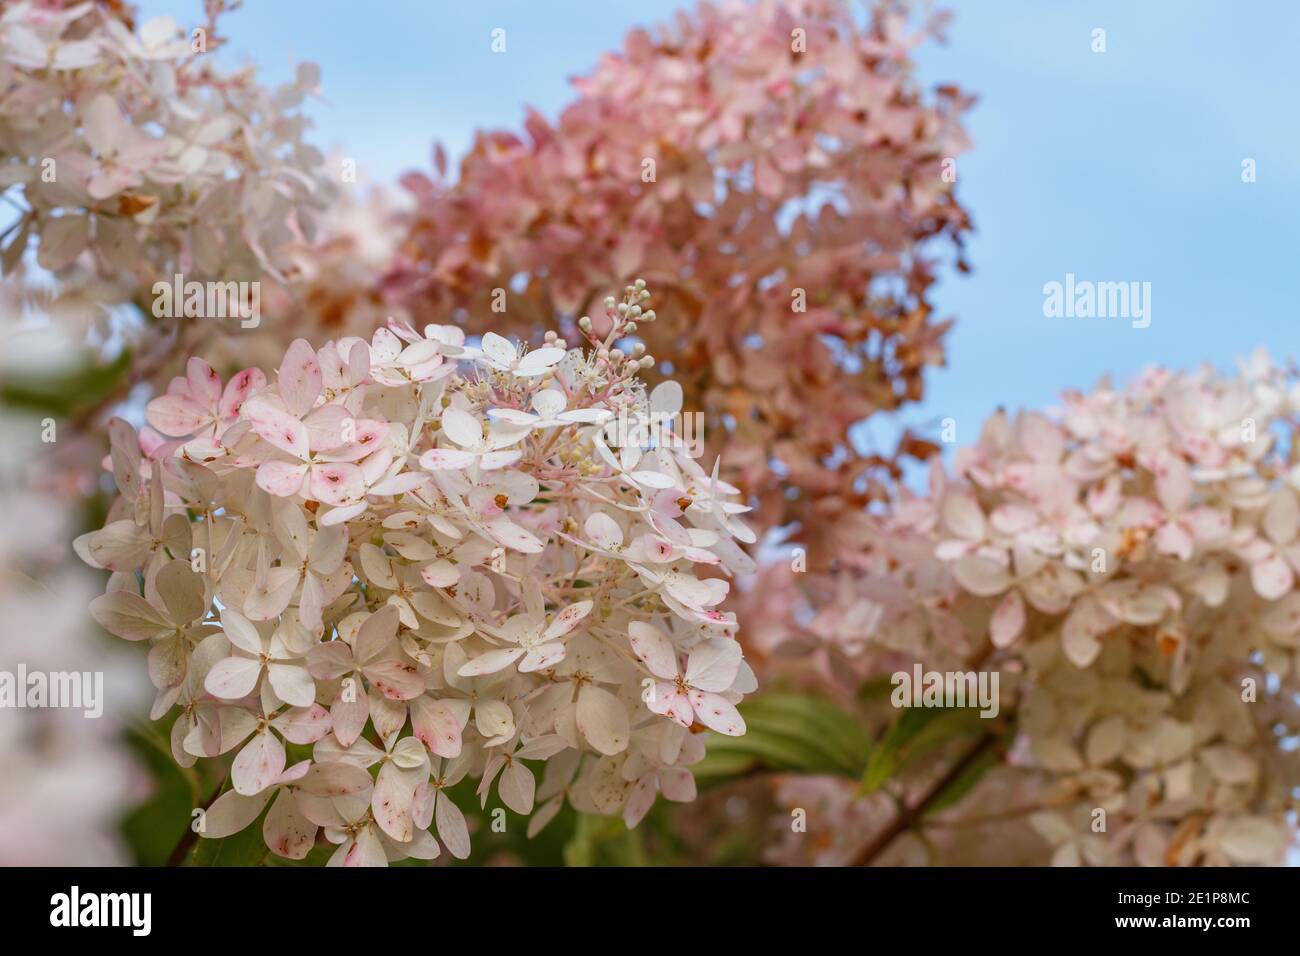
left=76, top=285, right=757, bottom=865
left=386, top=0, right=973, bottom=545
left=808, top=353, right=1300, bottom=865
left=0, top=0, right=332, bottom=312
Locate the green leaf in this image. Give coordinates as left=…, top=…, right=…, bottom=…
left=562, top=813, right=647, bottom=867
left=860, top=705, right=987, bottom=795
left=856, top=674, right=898, bottom=701
left=189, top=822, right=270, bottom=866
left=265, top=843, right=334, bottom=867
left=0, top=348, right=131, bottom=417
left=691, top=692, right=870, bottom=784
left=121, top=724, right=199, bottom=866
left=741, top=693, right=871, bottom=774
left=188, top=785, right=271, bottom=867
left=698, top=726, right=835, bottom=775
left=690, top=746, right=763, bottom=784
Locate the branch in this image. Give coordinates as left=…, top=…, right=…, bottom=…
left=849, top=728, right=1003, bottom=867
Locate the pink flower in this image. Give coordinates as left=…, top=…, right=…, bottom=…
left=147, top=359, right=266, bottom=446
left=629, top=622, right=747, bottom=736
left=1240, top=489, right=1300, bottom=600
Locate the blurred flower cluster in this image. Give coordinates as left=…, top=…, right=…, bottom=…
left=385, top=0, right=972, bottom=547
left=775, top=352, right=1300, bottom=865
left=0, top=0, right=335, bottom=440
left=0, top=0, right=331, bottom=291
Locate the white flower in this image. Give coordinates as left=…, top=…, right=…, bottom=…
left=204, top=608, right=316, bottom=708
left=473, top=332, right=566, bottom=377
left=420, top=406, right=528, bottom=471
left=458, top=580, right=593, bottom=675
left=488, top=388, right=612, bottom=430
left=629, top=622, right=747, bottom=736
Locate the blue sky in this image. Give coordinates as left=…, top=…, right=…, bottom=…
left=137, top=0, right=1300, bottom=448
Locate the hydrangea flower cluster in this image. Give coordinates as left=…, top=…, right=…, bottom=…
left=77, top=285, right=757, bottom=865
left=386, top=0, right=972, bottom=546
left=0, top=0, right=331, bottom=331
left=813, top=352, right=1300, bottom=865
